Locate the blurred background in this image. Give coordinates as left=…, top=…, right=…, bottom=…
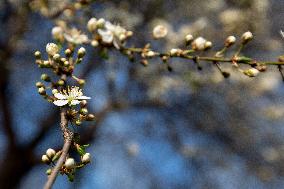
left=1, top=0, right=284, bottom=188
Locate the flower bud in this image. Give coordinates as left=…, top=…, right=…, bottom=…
left=36, top=82, right=44, bottom=88
left=75, top=120, right=82, bottom=126
left=80, top=100, right=87, bottom=107
left=241, top=31, right=253, bottom=44
left=57, top=79, right=65, bottom=86
left=53, top=54, right=61, bottom=62
left=46, top=148, right=56, bottom=159
left=185, top=34, right=193, bottom=44
left=204, top=41, right=212, bottom=50
left=119, top=34, right=127, bottom=41
left=192, top=37, right=207, bottom=51
left=82, top=153, right=91, bottom=164
left=34, top=51, right=41, bottom=59
left=65, top=158, right=75, bottom=169
left=38, top=87, right=46, bottom=95
left=41, top=74, right=51, bottom=82
left=46, top=168, right=52, bottom=175
left=52, top=89, right=59, bottom=94
left=145, top=51, right=156, bottom=58
left=170, top=48, right=182, bottom=56
left=225, top=36, right=236, bottom=47
left=140, top=59, right=148, bottom=67
left=46, top=43, right=59, bottom=56
left=65, top=49, right=72, bottom=57
left=80, top=108, right=88, bottom=115
left=78, top=79, right=85, bottom=85
left=152, top=25, right=168, bottom=39
left=243, top=68, right=259, bottom=77
left=64, top=61, right=69, bottom=67
left=86, top=114, right=95, bottom=121
left=42, top=155, right=50, bottom=164
left=87, top=17, right=97, bottom=32
left=96, top=18, right=105, bottom=28
left=91, top=40, right=99, bottom=47
left=78, top=47, right=86, bottom=58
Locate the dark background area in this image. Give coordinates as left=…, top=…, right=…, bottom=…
left=1, top=0, right=284, bottom=188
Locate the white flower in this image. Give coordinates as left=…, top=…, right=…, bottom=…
left=98, top=21, right=128, bottom=49
left=65, top=158, right=75, bottom=169
left=46, top=43, right=59, bottom=56
left=64, top=28, right=88, bottom=45
left=152, top=25, right=168, bottom=39
left=53, top=86, right=91, bottom=106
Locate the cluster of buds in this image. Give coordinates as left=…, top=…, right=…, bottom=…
left=87, top=17, right=133, bottom=49
left=42, top=148, right=61, bottom=165
left=35, top=44, right=89, bottom=101
left=42, top=146, right=91, bottom=181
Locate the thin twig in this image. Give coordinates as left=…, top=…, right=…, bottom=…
left=43, top=108, right=73, bottom=189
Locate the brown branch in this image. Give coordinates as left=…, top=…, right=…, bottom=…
left=43, top=108, right=73, bottom=189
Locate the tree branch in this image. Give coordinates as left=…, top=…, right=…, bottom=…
left=43, top=108, right=73, bottom=189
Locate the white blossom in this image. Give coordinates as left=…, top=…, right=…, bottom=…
left=53, top=86, right=90, bottom=106
left=98, top=21, right=128, bottom=49
left=51, top=26, right=64, bottom=41
left=64, top=28, right=88, bottom=45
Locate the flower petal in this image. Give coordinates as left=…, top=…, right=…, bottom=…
left=98, top=29, right=113, bottom=43
left=54, top=93, right=67, bottom=100
left=77, top=96, right=91, bottom=100
left=70, top=100, right=80, bottom=106
left=53, top=100, right=68, bottom=106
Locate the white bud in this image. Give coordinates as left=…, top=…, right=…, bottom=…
left=119, top=34, right=127, bottom=41
left=46, top=148, right=56, bottom=159
left=82, top=153, right=91, bottom=164
left=41, top=155, right=50, bottom=164
left=243, top=68, right=259, bottom=77
left=225, top=36, right=236, bottom=47
left=126, top=31, right=133, bottom=37
left=145, top=50, right=156, bottom=58
left=78, top=47, right=86, bottom=57
left=192, top=37, right=207, bottom=51
left=204, top=41, right=212, bottom=50
left=241, top=31, right=253, bottom=44
left=96, top=18, right=105, bottom=28
left=51, top=26, right=63, bottom=41
left=87, top=17, right=97, bottom=32
left=65, top=158, right=75, bottom=169
left=46, top=43, right=59, bottom=56
left=185, top=34, right=193, bottom=42
left=91, top=40, right=99, bottom=47
left=153, top=25, right=168, bottom=39
left=170, top=48, right=182, bottom=56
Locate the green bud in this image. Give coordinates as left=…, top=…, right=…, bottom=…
left=80, top=108, right=88, bottom=115
left=75, top=120, right=82, bottom=126
left=76, top=58, right=83, bottom=64
left=57, top=79, right=65, bottom=86
left=41, top=74, right=51, bottom=82
left=46, top=169, right=52, bottom=175
left=78, top=79, right=85, bottom=86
